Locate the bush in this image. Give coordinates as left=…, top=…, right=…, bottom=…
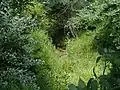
left=0, top=1, right=39, bottom=90
left=38, top=0, right=90, bottom=47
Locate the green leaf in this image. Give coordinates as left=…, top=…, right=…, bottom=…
left=87, top=78, right=94, bottom=90
left=78, top=78, right=86, bottom=90
left=91, top=80, right=98, bottom=90
left=68, top=84, right=78, bottom=90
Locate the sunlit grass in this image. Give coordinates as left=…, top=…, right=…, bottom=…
left=60, top=31, right=99, bottom=85
left=34, top=30, right=101, bottom=89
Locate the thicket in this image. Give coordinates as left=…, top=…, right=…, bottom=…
left=1, top=0, right=120, bottom=90
left=67, top=0, right=120, bottom=90
left=0, top=0, right=40, bottom=90
left=38, top=0, right=120, bottom=90
left=39, top=0, right=90, bottom=48
left=38, top=0, right=120, bottom=89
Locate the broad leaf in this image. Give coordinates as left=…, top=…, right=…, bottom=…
left=91, top=80, right=98, bottom=90
left=68, top=84, right=78, bottom=90
left=78, top=78, right=86, bottom=90
left=87, top=78, right=94, bottom=90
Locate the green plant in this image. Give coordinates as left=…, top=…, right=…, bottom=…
left=24, top=1, right=54, bottom=29
left=32, top=30, right=70, bottom=90
left=68, top=78, right=98, bottom=90
left=0, top=1, right=39, bottom=90
left=9, top=0, right=32, bottom=14
left=65, top=0, right=120, bottom=89
left=38, top=0, right=90, bottom=48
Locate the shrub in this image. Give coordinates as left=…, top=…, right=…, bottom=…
left=0, top=1, right=39, bottom=90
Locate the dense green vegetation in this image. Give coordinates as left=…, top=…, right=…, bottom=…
left=1, top=0, right=120, bottom=90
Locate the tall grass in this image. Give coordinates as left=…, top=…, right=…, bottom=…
left=33, top=30, right=100, bottom=89
left=32, top=30, right=69, bottom=90
left=65, top=31, right=99, bottom=84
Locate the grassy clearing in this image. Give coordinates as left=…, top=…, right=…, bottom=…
left=34, top=30, right=100, bottom=89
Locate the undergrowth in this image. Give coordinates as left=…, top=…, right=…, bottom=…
left=32, top=30, right=101, bottom=89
